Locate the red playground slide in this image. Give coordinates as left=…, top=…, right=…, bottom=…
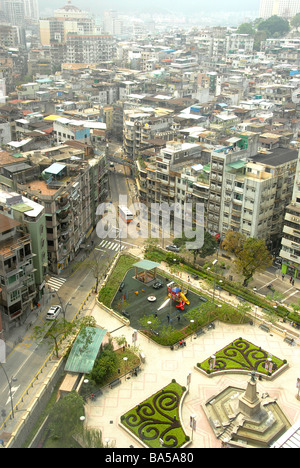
left=176, top=300, right=185, bottom=310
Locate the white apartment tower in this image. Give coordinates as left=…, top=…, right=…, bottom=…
left=259, top=0, right=300, bottom=17
left=3, top=0, right=25, bottom=26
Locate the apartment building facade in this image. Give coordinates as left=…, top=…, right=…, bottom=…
left=123, top=109, right=174, bottom=160
left=0, top=190, right=47, bottom=294
left=64, top=34, right=116, bottom=64
left=15, top=154, right=108, bottom=274
left=208, top=145, right=297, bottom=250
left=137, top=141, right=211, bottom=219
left=280, top=148, right=300, bottom=278
left=0, top=214, right=37, bottom=332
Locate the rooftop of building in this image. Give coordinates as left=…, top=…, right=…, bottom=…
left=249, top=147, right=298, bottom=167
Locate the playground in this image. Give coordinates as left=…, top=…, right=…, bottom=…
left=111, top=260, right=204, bottom=332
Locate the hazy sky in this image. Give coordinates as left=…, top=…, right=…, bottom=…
left=38, top=0, right=261, bottom=15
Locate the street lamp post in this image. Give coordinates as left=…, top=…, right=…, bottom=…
left=212, top=259, right=218, bottom=303
left=190, top=414, right=196, bottom=441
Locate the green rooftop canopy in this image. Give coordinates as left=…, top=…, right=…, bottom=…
left=133, top=259, right=161, bottom=284
left=226, top=160, right=245, bottom=170
left=64, top=327, right=107, bottom=374
left=133, top=260, right=161, bottom=270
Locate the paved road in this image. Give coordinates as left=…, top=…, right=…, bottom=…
left=0, top=163, right=134, bottom=435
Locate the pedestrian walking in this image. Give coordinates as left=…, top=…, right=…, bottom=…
left=167, top=314, right=170, bottom=322
left=290, top=276, right=293, bottom=283
left=282, top=274, right=285, bottom=280
left=177, top=315, right=180, bottom=322
left=292, top=279, right=295, bottom=286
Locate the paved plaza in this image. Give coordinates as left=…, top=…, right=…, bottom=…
left=85, top=299, right=300, bottom=449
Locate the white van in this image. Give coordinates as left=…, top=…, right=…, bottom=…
left=46, top=305, right=61, bottom=321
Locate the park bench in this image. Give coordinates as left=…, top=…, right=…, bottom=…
left=284, top=337, right=295, bottom=346
left=237, top=296, right=245, bottom=302
left=171, top=340, right=187, bottom=350
left=109, top=378, right=121, bottom=389
left=194, top=328, right=205, bottom=338
left=130, top=366, right=141, bottom=377
left=259, top=324, right=270, bottom=333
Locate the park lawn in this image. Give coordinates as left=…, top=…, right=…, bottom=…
left=198, top=338, right=285, bottom=375
left=98, top=254, right=136, bottom=307
left=121, top=381, right=188, bottom=448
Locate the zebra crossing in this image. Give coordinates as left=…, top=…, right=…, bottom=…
left=46, top=276, right=67, bottom=292
left=97, top=239, right=126, bottom=252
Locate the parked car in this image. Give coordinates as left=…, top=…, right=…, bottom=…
left=153, top=281, right=163, bottom=289
left=273, top=257, right=282, bottom=267
left=166, top=244, right=180, bottom=252
left=46, top=305, right=61, bottom=321
left=119, top=282, right=125, bottom=292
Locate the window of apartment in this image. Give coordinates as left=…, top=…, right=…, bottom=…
left=157, top=173, right=168, bottom=182
left=8, top=274, right=17, bottom=284
left=10, top=290, right=20, bottom=301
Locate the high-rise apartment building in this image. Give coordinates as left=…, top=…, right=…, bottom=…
left=259, top=0, right=300, bottom=18
left=24, top=0, right=39, bottom=20
left=39, top=1, right=97, bottom=46
left=280, top=149, right=300, bottom=278
left=2, top=0, right=25, bottom=26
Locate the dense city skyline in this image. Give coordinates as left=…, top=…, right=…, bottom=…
left=38, top=0, right=261, bottom=15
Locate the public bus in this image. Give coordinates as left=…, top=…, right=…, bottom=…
left=118, top=205, right=133, bottom=223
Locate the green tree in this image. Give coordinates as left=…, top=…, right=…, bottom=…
left=221, top=231, right=245, bottom=256
left=222, top=231, right=272, bottom=286
left=90, top=341, right=118, bottom=385
left=48, top=391, right=85, bottom=443
left=237, top=22, right=255, bottom=35
left=291, top=13, right=300, bottom=31
left=174, top=230, right=217, bottom=264
left=257, top=15, right=290, bottom=37
left=254, top=29, right=268, bottom=51
left=235, top=238, right=272, bottom=286
left=32, top=315, right=97, bottom=358
left=80, top=427, right=104, bottom=448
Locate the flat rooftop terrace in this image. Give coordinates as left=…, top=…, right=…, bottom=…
left=250, top=147, right=298, bottom=166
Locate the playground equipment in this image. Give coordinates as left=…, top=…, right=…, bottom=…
left=157, top=298, right=170, bottom=311
left=148, top=295, right=157, bottom=302
left=167, top=282, right=190, bottom=311
left=176, top=300, right=185, bottom=311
